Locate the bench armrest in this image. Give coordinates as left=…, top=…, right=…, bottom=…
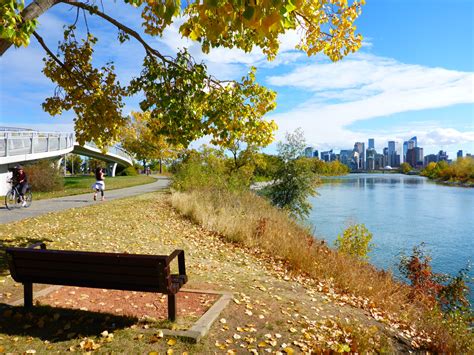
left=168, top=249, right=186, bottom=276
left=28, top=242, right=46, bottom=250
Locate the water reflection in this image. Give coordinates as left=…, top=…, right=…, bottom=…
left=322, top=174, right=426, bottom=188
left=310, top=173, right=474, bottom=304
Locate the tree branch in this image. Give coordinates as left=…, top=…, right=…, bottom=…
left=33, top=30, right=93, bottom=91
left=59, top=0, right=229, bottom=89
left=0, top=0, right=60, bottom=55
left=59, top=0, right=170, bottom=63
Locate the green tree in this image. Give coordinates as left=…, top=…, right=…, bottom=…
left=267, top=128, right=318, bottom=219
left=1, top=0, right=364, bottom=149
left=66, top=154, right=83, bottom=175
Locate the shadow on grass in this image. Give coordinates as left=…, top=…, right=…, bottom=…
left=0, top=303, right=139, bottom=342
left=0, top=238, right=53, bottom=275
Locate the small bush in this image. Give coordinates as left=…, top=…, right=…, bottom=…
left=118, top=166, right=138, bottom=176
left=399, top=244, right=473, bottom=313
left=172, top=148, right=249, bottom=192
left=334, top=224, right=373, bottom=260
left=25, top=160, right=64, bottom=192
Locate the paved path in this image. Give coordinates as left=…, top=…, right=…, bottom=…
left=0, top=176, right=170, bottom=224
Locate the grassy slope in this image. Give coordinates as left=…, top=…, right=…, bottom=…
left=0, top=192, right=409, bottom=353
left=33, top=175, right=156, bottom=200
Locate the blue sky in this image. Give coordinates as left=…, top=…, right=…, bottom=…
left=0, top=0, right=473, bottom=157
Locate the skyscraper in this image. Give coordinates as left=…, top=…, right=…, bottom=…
left=387, top=141, right=400, bottom=167
left=353, top=142, right=365, bottom=169
left=403, top=136, right=417, bottom=162
left=368, top=138, right=375, bottom=149
left=457, top=150, right=463, bottom=159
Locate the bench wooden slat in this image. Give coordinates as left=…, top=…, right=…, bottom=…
left=7, top=248, right=168, bottom=267
left=12, top=259, right=169, bottom=278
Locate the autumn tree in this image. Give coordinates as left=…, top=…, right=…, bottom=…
left=120, top=111, right=182, bottom=173
left=400, top=162, right=412, bottom=174
left=1, top=0, right=364, bottom=149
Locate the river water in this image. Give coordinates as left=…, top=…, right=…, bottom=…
left=308, top=173, right=474, bottom=301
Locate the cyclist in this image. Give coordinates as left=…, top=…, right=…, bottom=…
left=12, top=165, right=29, bottom=207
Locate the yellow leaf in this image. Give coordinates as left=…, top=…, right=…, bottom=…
left=167, top=338, right=177, bottom=346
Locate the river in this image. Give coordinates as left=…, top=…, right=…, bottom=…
left=308, top=173, right=474, bottom=302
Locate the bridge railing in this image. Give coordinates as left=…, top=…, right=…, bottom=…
left=0, top=131, right=74, bottom=158
left=83, top=142, right=133, bottom=162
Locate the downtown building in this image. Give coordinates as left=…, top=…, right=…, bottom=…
left=406, top=147, right=424, bottom=168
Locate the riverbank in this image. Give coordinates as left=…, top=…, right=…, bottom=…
left=172, top=188, right=473, bottom=352
left=430, top=179, right=474, bottom=188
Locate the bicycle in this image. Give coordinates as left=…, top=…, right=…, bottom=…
left=5, top=179, right=32, bottom=210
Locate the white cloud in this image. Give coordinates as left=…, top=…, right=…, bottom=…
left=266, top=53, right=474, bottom=150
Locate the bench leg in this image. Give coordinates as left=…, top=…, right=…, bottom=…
left=24, top=282, right=33, bottom=308
left=168, top=294, right=176, bottom=322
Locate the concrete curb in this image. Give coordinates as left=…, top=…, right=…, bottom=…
left=164, top=288, right=234, bottom=343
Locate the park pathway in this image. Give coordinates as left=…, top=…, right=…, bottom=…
left=0, top=176, right=170, bottom=224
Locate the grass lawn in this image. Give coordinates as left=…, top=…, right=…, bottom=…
left=0, top=192, right=408, bottom=353
left=33, top=175, right=156, bottom=200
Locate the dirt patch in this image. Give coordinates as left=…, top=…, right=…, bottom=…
left=37, top=286, right=218, bottom=320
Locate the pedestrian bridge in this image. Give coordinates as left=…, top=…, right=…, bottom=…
left=0, top=130, right=133, bottom=195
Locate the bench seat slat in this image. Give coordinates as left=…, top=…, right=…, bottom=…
left=7, top=249, right=169, bottom=267
left=12, top=259, right=168, bottom=278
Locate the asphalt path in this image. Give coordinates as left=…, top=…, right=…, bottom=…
left=0, top=176, right=170, bottom=224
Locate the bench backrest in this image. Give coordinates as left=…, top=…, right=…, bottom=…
left=6, top=248, right=174, bottom=293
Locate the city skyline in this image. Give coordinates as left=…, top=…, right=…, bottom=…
left=305, top=135, right=470, bottom=171
left=303, top=135, right=470, bottom=160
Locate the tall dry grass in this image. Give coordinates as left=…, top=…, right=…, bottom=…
left=171, top=188, right=473, bottom=352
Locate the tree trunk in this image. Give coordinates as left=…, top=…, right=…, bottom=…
left=0, top=0, right=59, bottom=56
left=159, top=159, right=162, bottom=174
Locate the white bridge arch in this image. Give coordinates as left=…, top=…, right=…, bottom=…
left=0, top=129, right=133, bottom=195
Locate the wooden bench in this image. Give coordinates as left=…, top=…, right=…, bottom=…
left=5, top=243, right=187, bottom=321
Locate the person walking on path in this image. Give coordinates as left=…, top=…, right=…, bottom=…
left=92, top=167, right=105, bottom=201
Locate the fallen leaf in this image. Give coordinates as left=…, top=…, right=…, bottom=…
left=167, top=338, right=177, bottom=346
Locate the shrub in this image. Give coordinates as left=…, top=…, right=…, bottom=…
left=172, top=147, right=249, bottom=192
left=24, top=160, right=64, bottom=192
left=334, top=224, right=373, bottom=259
left=400, top=162, right=412, bottom=174
left=118, top=166, right=139, bottom=176
left=399, top=244, right=473, bottom=313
